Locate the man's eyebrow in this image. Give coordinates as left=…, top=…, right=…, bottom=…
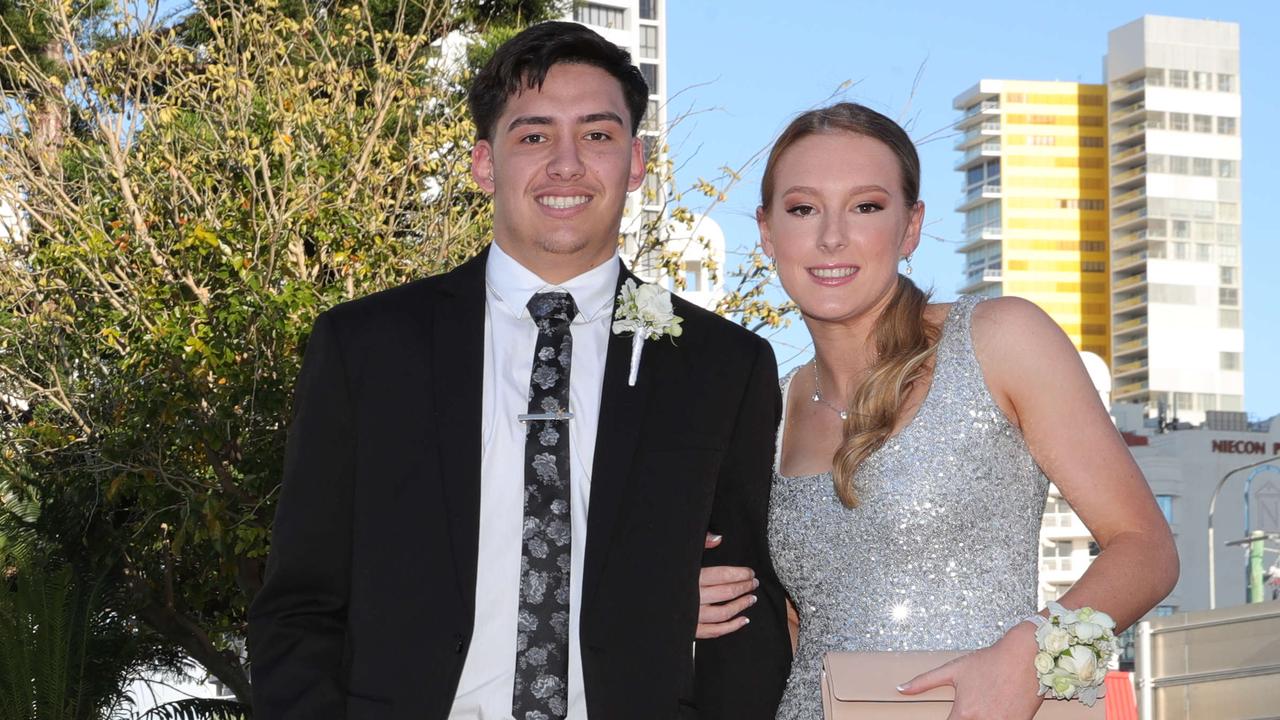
left=506, top=115, right=553, bottom=132
left=580, top=111, right=624, bottom=125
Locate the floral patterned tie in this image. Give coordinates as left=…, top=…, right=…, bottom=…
left=513, top=291, right=577, bottom=720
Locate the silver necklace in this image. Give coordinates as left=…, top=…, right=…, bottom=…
left=810, top=360, right=849, bottom=421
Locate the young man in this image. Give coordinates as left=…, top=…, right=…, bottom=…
left=248, top=21, right=789, bottom=720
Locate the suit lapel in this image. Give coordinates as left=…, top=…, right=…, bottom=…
left=582, top=265, right=659, bottom=610
left=430, top=248, right=488, bottom=613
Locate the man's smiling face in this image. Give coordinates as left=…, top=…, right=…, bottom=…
left=471, top=62, right=645, bottom=282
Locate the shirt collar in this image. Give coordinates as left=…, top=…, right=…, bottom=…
left=485, top=241, right=621, bottom=323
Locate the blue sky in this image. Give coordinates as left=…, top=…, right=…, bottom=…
left=666, top=1, right=1278, bottom=420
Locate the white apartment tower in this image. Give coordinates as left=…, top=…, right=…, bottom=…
left=1107, top=16, right=1243, bottom=426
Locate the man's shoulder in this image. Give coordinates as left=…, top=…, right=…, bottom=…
left=321, top=255, right=483, bottom=337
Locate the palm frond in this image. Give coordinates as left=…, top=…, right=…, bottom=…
left=135, top=698, right=252, bottom=720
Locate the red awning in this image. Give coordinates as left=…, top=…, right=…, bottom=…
left=1105, top=671, right=1138, bottom=720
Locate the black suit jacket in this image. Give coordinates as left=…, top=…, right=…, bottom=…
left=248, top=249, right=791, bottom=719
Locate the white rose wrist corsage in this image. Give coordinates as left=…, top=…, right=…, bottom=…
left=612, top=279, right=682, bottom=386
left=1024, top=602, right=1117, bottom=707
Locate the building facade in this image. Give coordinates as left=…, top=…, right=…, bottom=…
left=1106, top=16, right=1243, bottom=426
left=953, top=80, right=1111, bottom=360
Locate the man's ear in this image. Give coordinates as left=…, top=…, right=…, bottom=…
left=628, top=136, right=645, bottom=192
left=471, top=140, right=496, bottom=194
left=757, top=206, right=775, bottom=259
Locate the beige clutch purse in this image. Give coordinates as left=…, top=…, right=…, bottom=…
left=820, top=651, right=1106, bottom=719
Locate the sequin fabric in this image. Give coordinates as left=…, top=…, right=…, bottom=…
left=768, top=296, right=1047, bottom=720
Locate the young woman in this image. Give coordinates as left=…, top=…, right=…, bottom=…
left=702, top=102, right=1178, bottom=718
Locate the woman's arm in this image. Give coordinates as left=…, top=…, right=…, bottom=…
left=900, top=296, right=1178, bottom=719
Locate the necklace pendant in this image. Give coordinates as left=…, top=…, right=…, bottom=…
left=811, top=391, right=821, bottom=403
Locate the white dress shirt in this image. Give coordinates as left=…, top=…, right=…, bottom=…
left=448, top=241, right=618, bottom=720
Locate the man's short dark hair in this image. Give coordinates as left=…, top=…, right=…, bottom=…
left=468, top=21, right=649, bottom=142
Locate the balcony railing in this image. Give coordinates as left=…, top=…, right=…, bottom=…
left=1113, top=187, right=1146, bottom=206
left=1114, top=316, right=1147, bottom=333
left=1112, top=166, right=1146, bottom=185
left=1112, top=144, right=1147, bottom=164
left=1114, top=273, right=1147, bottom=291
left=1114, top=294, right=1148, bottom=312
left=1041, top=557, right=1074, bottom=572
left=1113, top=252, right=1148, bottom=272
left=1113, top=208, right=1148, bottom=227
left=1114, top=380, right=1149, bottom=397
left=1115, top=358, right=1148, bottom=375
left=1114, top=336, right=1149, bottom=354
left=1112, top=123, right=1147, bottom=144
left=962, top=99, right=1000, bottom=118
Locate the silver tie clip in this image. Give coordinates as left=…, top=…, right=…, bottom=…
left=517, top=411, right=574, bottom=423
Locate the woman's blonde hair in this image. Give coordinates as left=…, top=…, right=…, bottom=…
left=760, top=103, right=940, bottom=508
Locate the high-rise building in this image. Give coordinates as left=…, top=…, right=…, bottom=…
left=1106, top=16, right=1243, bottom=426
left=954, top=16, right=1247, bottom=641
left=952, top=80, right=1111, bottom=359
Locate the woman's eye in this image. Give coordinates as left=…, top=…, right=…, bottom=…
left=855, top=202, right=883, bottom=213
left=786, top=204, right=816, bottom=217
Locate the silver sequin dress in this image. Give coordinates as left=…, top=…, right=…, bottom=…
left=768, top=295, right=1048, bottom=720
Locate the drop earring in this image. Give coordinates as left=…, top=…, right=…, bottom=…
left=903, top=254, right=913, bottom=276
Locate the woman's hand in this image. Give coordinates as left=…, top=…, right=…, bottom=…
left=696, top=532, right=757, bottom=639
left=897, top=622, right=1044, bottom=720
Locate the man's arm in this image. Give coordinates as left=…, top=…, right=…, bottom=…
left=248, top=312, right=355, bottom=718
left=693, top=339, right=791, bottom=718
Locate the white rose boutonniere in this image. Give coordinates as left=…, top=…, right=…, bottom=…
left=612, top=279, right=683, bottom=386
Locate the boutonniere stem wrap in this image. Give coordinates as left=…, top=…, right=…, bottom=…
left=612, top=279, right=683, bottom=386
left=1025, top=602, right=1117, bottom=707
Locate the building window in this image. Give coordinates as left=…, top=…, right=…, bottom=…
left=1044, top=496, right=1073, bottom=526
left=684, top=260, right=702, bottom=292
left=1169, top=69, right=1188, bottom=88
left=1220, top=308, right=1241, bottom=328
left=1042, top=540, right=1073, bottom=572
left=639, top=0, right=657, bottom=19
left=641, top=98, right=660, bottom=132
left=1219, top=288, right=1239, bottom=307
left=573, top=2, right=627, bottom=29
left=1081, top=241, right=1105, bottom=252
left=1155, top=605, right=1177, bottom=616
left=1220, top=352, right=1241, bottom=371
left=1217, top=224, right=1240, bottom=244
left=1193, top=114, right=1213, bottom=133
left=1082, top=261, right=1106, bottom=272
left=1168, top=112, right=1188, bottom=131
left=1219, top=244, right=1239, bottom=263
left=1079, top=136, right=1104, bottom=147
left=640, top=24, right=658, bottom=59
left=1154, top=495, right=1174, bottom=524
left=1217, top=116, right=1237, bottom=135
left=1193, top=71, right=1212, bottom=90
left=639, top=62, right=659, bottom=95
left=1172, top=220, right=1190, bottom=239
left=1196, top=243, right=1211, bottom=262
left=1192, top=157, right=1213, bottom=176
left=1218, top=73, right=1235, bottom=92
left=1220, top=266, right=1237, bottom=285
left=1218, top=159, right=1238, bottom=179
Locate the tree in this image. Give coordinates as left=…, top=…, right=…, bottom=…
left=0, top=0, right=114, bottom=173
left=0, top=0, right=793, bottom=702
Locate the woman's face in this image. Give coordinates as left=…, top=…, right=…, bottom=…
left=757, top=131, right=924, bottom=326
